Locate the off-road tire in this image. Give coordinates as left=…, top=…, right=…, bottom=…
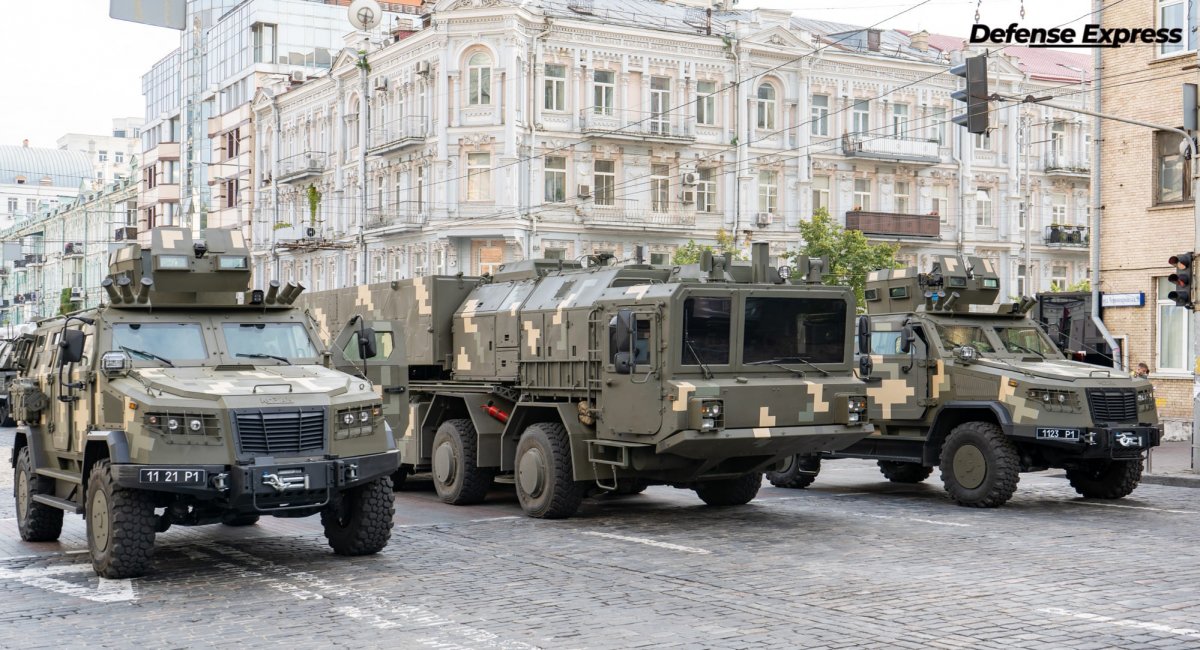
left=14, top=446, right=63, bottom=542
left=221, top=513, right=261, bottom=527
left=321, top=476, right=395, bottom=555
left=939, top=421, right=1020, bottom=508
left=694, top=473, right=763, bottom=506
left=1066, top=460, right=1143, bottom=499
left=431, top=419, right=493, bottom=505
left=613, top=478, right=649, bottom=496
left=878, top=460, right=934, bottom=484
left=767, top=455, right=821, bottom=489
left=86, top=459, right=157, bottom=579
left=514, top=422, right=583, bottom=519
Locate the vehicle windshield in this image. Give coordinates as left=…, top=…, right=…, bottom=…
left=933, top=324, right=995, bottom=354
left=993, top=325, right=1059, bottom=357
left=112, top=323, right=207, bottom=361
left=222, top=323, right=319, bottom=360
left=743, top=297, right=846, bottom=364
left=681, top=297, right=731, bottom=365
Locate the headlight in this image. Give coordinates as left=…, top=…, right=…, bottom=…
left=848, top=396, right=867, bottom=413
left=145, top=412, right=215, bottom=437
left=694, top=399, right=725, bottom=432
left=188, top=418, right=203, bottom=432
left=336, top=404, right=384, bottom=439
left=342, top=412, right=357, bottom=426
left=167, top=418, right=180, bottom=431
left=1027, top=389, right=1078, bottom=412
left=700, top=401, right=723, bottom=418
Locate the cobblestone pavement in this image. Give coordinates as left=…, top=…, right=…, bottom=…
left=2, top=428, right=1199, bottom=649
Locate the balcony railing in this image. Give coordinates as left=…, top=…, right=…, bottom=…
left=114, top=226, right=138, bottom=242
left=277, top=151, right=328, bottom=183
left=1044, top=154, right=1090, bottom=176
left=368, top=116, right=428, bottom=154
left=578, top=108, right=696, bottom=142
left=365, top=201, right=430, bottom=230
left=846, top=210, right=941, bottom=238
left=1045, top=224, right=1089, bottom=247
left=842, top=133, right=940, bottom=164
left=588, top=199, right=696, bottom=227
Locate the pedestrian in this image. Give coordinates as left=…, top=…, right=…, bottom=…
left=1132, top=362, right=1149, bottom=378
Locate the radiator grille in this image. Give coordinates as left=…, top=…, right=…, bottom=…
left=233, top=408, right=326, bottom=456
left=1085, top=389, right=1138, bottom=423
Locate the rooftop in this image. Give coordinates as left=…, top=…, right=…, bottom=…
left=0, top=145, right=93, bottom=189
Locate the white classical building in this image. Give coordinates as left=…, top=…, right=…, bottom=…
left=55, top=117, right=144, bottom=187
left=246, top=0, right=1091, bottom=296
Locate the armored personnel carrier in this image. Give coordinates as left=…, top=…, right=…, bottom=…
left=303, top=243, right=871, bottom=518
left=9, top=229, right=398, bottom=578
left=769, top=255, right=1161, bottom=507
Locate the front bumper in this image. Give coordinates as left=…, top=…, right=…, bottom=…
left=1008, top=424, right=1161, bottom=460
left=656, top=423, right=874, bottom=460
left=111, top=450, right=400, bottom=512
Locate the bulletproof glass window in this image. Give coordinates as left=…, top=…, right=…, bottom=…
left=871, top=331, right=903, bottom=355
left=743, top=297, right=846, bottom=364
left=608, top=315, right=653, bottom=365
left=342, top=330, right=395, bottom=361
left=682, top=297, right=731, bottom=365
left=223, top=323, right=319, bottom=359
left=933, top=324, right=994, bottom=353
left=993, top=326, right=1059, bottom=356
left=113, top=323, right=207, bottom=360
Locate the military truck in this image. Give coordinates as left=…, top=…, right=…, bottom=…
left=1, top=339, right=18, bottom=426
left=9, top=229, right=398, bottom=578
left=768, top=255, right=1161, bottom=507
left=302, top=243, right=871, bottom=519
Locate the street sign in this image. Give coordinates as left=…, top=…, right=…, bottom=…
left=109, top=0, right=186, bottom=30
left=1100, top=292, right=1145, bottom=308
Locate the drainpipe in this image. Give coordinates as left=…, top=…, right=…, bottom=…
left=1089, top=0, right=1121, bottom=369
left=527, top=19, right=552, bottom=260
left=271, top=92, right=282, bottom=281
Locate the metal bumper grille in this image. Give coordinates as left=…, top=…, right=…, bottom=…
left=1085, top=389, right=1138, bottom=423
left=233, top=408, right=327, bottom=456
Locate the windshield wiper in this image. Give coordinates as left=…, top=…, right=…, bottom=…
left=120, top=345, right=174, bottom=367
left=236, top=352, right=292, bottom=365
left=683, top=339, right=714, bottom=380
left=746, top=355, right=830, bottom=377
left=1007, top=342, right=1045, bottom=359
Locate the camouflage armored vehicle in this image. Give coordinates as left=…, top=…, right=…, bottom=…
left=9, top=229, right=398, bottom=578
left=769, top=255, right=1161, bottom=507
left=302, top=243, right=871, bottom=519
left=1, top=339, right=18, bottom=425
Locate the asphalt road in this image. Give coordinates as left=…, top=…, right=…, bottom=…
left=2, top=427, right=1199, bottom=649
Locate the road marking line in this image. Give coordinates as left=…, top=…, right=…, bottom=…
left=468, top=516, right=521, bottom=523
left=1039, top=607, right=1200, bottom=640
left=852, top=512, right=971, bottom=528
left=1065, top=501, right=1197, bottom=515
left=581, top=531, right=711, bottom=555
left=0, top=563, right=136, bottom=603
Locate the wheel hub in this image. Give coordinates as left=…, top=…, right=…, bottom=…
left=953, top=444, right=987, bottom=489
left=518, top=447, right=546, bottom=497
left=90, top=490, right=110, bottom=554
left=432, top=442, right=456, bottom=485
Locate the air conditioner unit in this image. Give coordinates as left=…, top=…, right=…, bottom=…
left=374, top=76, right=388, bottom=91
left=70, top=288, right=84, bottom=300
left=680, top=189, right=695, bottom=204
left=290, top=70, right=307, bottom=84
left=681, top=172, right=698, bottom=185
left=755, top=212, right=773, bottom=227
left=577, top=184, right=592, bottom=198
left=416, top=60, right=431, bottom=75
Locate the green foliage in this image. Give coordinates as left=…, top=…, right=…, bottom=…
left=58, top=287, right=79, bottom=315
left=356, top=50, right=371, bottom=73
left=306, top=184, right=321, bottom=225
left=672, top=229, right=743, bottom=265
left=273, top=221, right=293, bottom=231
left=783, top=208, right=900, bottom=305
left=1049, top=278, right=1091, bottom=293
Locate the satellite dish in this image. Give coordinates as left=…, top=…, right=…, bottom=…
left=348, top=0, right=383, bottom=30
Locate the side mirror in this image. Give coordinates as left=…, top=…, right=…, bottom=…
left=613, top=351, right=633, bottom=375
left=358, top=327, right=378, bottom=359
left=900, top=324, right=917, bottom=353
left=613, top=308, right=634, bottom=354
left=858, top=354, right=873, bottom=379
left=59, top=329, right=85, bottom=366
left=856, top=315, right=871, bottom=355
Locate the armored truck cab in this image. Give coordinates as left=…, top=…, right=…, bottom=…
left=304, top=244, right=871, bottom=519
left=769, top=255, right=1161, bottom=507
left=10, top=229, right=398, bottom=578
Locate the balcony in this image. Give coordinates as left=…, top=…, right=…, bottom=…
left=368, top=116, right=428, bottom=155
left=1043, top=154, right=1090, bottom=178
left=278, top=152, right=328, bottom=184
left=846, top=210, right=941, bottom=238
left=365, top=201, right=429, bottom=232
left=1045, top=224, right=1089, bottom=247
left=114, top=226, right=138, bottom=242
left=841, top=133, right=940, bottom=164
left=587, top=199, right=696, bottom=228
left=578, top=108, right=696, bottom=143
left=139, top=183, right=180, bottom=206
left=63, top=242, right=84, bottom=258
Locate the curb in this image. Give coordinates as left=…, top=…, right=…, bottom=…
left=1140, top=473, right=1200, bottom=488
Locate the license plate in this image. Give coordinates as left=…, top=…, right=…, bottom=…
left=1113, top=432, right=1144, bottom=448
left=1036, top=428, right=1080, bottom=441
left=139, top=468, right=207, bottom=485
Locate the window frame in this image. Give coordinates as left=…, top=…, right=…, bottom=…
left=891, top=103, right=909, bottom=138
left=812, top=175, right=830, bottom=212
left=1155, top=130, right=1193, bottom=205
left=696, top=80, right=717, bottom=126
left=544, top=64, right=566, bottom=112
left=467, top=52, right=492, bottom=106
left=593, top=70, right=615, bottom=116
left=466, top=152, right=492, bottom=201
left=811, top=94, right=829, bottom=136
left=697, top=167, right=718, bottom=213
left=756, top=83, right=777, bottom=130
left=852, top=100, right=870, bottom=134
left=853, top=178, right=871, bottom=211
left=758, top=170, right=778, bottom=214
left=651, top=163, right=670, bottom=213
left=544, top=155, right=567, bottom=203
left=976, top=187, right=993, bottom=227
left=594, top=159, right=615, bottom=206
left=1158, top=276, right=1193, bottom=371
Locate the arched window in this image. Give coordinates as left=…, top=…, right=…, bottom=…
left=756, top=83, right=777, bottom=130
left=468, top=52, right=491, bottom=106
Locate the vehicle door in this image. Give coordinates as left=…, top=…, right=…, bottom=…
left=49, top=323, right=92, bottom=453
left=599, top=307, right=662, bottom=435
left=331, top=318, right=408, bottom=434
left=866, top=317, right=930, bottom=421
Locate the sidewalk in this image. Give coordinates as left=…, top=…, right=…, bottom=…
left=1142, top=440, right=1200, bottom=488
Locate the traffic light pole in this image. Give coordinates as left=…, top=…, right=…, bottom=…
left=1019, top=95, right=1198, bottom=471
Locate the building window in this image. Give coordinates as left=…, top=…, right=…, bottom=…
left=1158, top=0, right=1195, bottom=55
left=891, top=104, right=909, bottom=138
left=253, top=22, right=277, bottom=63
left=544, top=156, right=566, bottom=203
left=697, top=80, right=717, bottom=126
left=651, top=164, right=670, bottom=212
left=930, top=107, right=947, bottom=145
left=1018, top=200, right=1026, bottom=230
left=812, top=175, right=830, bottom=212
left=1052, top=193, right=1067, bottom=223
left=758, top=170, right=778, bottom=214
left=756, top=83, right=777, bottom=130
left=466, top=152, right=492, bottom=200
left=1050, top=121, right=1066, bottom=163
left=697, top=167, right=717, bottom=213
left=650, top=251, right=670, bottom=265
left=594, top=70, right=615, bottom=115
left=1051, top=264, right=1069, bottom=290
left=932, top=184, right=949, bottom=222
left=895, top=181, right=910, bottom=213
left=6, top=198, right=16, bottom=214
left=1017, top=264, right=1027, bottom=297
left=416, top=165, right=426, bottom=212
left=974, top=131, right=992, bottom=151
left=544, top=64, right=566, bottom=112
left=811, top=94, right=829, bottom=136
left=650, top=77, right=671, bottom=134
left=223, top=179, right=238, bottom=209
left=115, top=151, right=124, bottom=164
left=852, top=100, right=870, bottom=134
left=98, top=150, right=108, bottom=162
left=1156, top=130, right=1192, bottom=203
left=594, top=160, right=615, bottom=206
left=853, top=178, right=871, bottom=210
left=467, top=52, right=491, bottom=106
left=1159, top=277, right=1192, bottom=370
left=26, top=199, right=37, bottom=215
left=976, top=188, right=993, bottom=227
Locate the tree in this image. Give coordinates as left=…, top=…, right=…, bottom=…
left=672, top=229, right=742, bottom=265
left=783, top=208, right=900, bottom=305
left=1049, top=278, right=1091, bottom=293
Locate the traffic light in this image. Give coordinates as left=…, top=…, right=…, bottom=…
left=1169, top=252, right=1194, bottom=308
left=950, top=55, right=989, bottom=134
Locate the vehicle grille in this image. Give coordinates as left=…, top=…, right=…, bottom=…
left=1085, top=388, right=1138, bottom=423
left=233, top=408, right=326, bottom=456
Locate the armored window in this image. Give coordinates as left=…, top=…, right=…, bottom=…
left=544, top=156, right=566, bottom=203
left=993, top=326, right=1058, bottom=356
left=743, top=297, right=846, bottom=365
left=863, top=288, right=879, bottom=301
left=933, top=324, right=994, bottom=354
left=870, top=331, right=903, bottom=355
left=593, top=70, right=615, bottom=115
left=811, top=94, right=829, bottom=136
left=650, top=252, right=670, bottom=265
left=113, top=323, right=207, bottom=362
left=947, top=276, right=967, bottom=288
left=467, top=52, right=491, bottom=106
left=756, top=83, right=777, bottom=130
left=544, top=64, right=566, bottom=112
left=697, top=80, right=717, bottom=126
left=888, top=286, right=908, bottom=299
left=682, top=297, right=731, bottom=366
left=466, top=152, right=492, bottom=201
left=343, top=330, right=394, bottom=361
left=223, top=323, right=319, bottom=361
